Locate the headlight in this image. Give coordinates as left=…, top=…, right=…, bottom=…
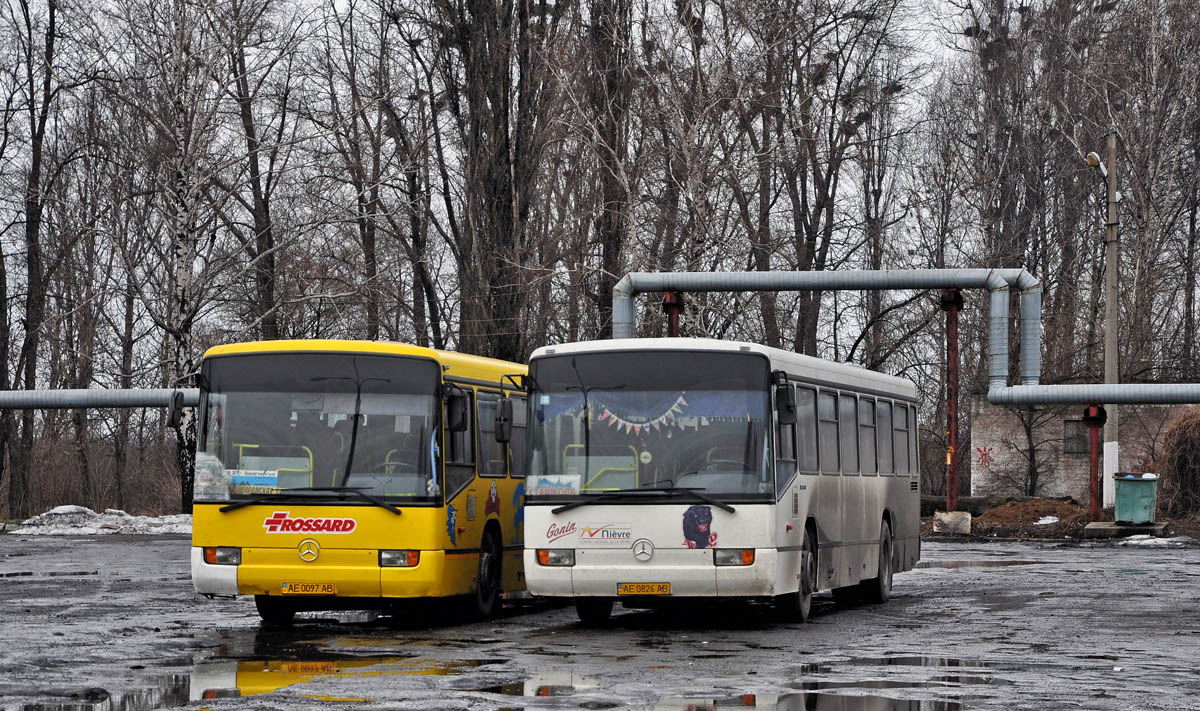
left=536, top=549, right=575, bottom=566
left=203, top=547, right=241, bottom=565
left=380, top=550, right=420, bottom=567
left=713, top=549, right=755, bottom=566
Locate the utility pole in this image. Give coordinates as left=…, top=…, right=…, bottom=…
left=1087, top=132, right=1120, bottom=508
left=1103, top=130, right=1120, bottom=506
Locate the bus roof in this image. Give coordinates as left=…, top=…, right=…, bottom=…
left=530, top=338, right=918, bottom=401
left=202, top=340, right=525, bottom=381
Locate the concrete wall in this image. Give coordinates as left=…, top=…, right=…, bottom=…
left=968, top=398, right=1199, bottom=502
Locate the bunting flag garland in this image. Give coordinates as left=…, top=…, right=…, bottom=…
left=597, top=395, right=688, bottom=434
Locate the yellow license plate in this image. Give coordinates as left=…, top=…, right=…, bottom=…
left=282, top=661, right=336, bottom=675
left=617, top=582, right=671, bottom=595
left=281, top=582, right=336, bottom=595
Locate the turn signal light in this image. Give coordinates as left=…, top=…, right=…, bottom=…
left=380, top=550, right=420, bottom=567
left=203, top=547, right=241, bottom=565
left=714, top=548, right=755, bottom=566
left=536, top=549, right=575, bottom=566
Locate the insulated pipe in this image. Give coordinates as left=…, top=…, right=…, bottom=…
left=611, top=267, right=1200, bottom=408
left=988, top=383, right=1200, bottom=405
left=986, top=274, right=1010, bottom=391
left=612, top=268, right=1040, bottom=336
left=612, top=268, right=1042, bottom=387
left=0, top=388, right=200, bottom=409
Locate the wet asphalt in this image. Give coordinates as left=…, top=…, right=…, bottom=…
left=1, top=534, right=1198, bottom=710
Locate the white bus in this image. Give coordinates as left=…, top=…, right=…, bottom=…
left=522, top=338, right=920, bottom=624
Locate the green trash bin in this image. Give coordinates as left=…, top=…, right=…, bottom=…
left=1113, top=472, right=1158, bottom=525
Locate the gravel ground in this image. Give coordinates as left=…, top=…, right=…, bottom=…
left=1, top=534, right=1199, bottom=710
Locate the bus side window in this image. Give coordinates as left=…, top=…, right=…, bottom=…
left=909, top=406, right=919, bottom=477
left=477, top=392, right=506, bottom=477
left=818, top=391, right=839, bottom=474
left=775, top=384, right=797, bottom=490
left=445, top=389, right=475, bottom=495
left=894, top=404, right=910, bottom=475
left=877, top=400, right=894, bottom=474
left=838, top=393, right=858, bottom=474
left=509, top=395, right=528, bottom=478
left=797, top=387, right=818, bottom=473
left=859, top=398, right=877, bottom=474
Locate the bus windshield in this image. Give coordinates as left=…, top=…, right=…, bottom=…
left=527, top=351, right=771, bottom=499
left=194, top=353, right=441, bottom=503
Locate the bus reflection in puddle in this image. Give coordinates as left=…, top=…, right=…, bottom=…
left=657, top=695, right=962, bottom=710
left=188, top=655, right=504, bottom=700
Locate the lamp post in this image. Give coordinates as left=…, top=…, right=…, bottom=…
left=1086, top=129, right=1120, bottom=508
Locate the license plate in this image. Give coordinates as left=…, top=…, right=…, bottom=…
left=616, top=582, right=671, bottom=595
left=282, top=661, right=336, bottom=675
left=281, top=582, right=336, bottom=595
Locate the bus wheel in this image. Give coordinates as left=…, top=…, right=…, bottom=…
left=862, top=520, right=893, bottom=604
left=255, top=595, right=296, bottom=626
left=777, top=529, right=816, bottom=622
left=473, top=531, right=502, bottom=619
left=574, top=598, right=614, bottom=626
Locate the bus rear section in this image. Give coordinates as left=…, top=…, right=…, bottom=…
left=521, top=338, right=918, bottom=625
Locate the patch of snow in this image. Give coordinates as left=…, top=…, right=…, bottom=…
left=1116, top=534, right=1196, bottom=547
left=1035, top=516, right=1059, bottom=525
left=9, top=506, right=191, bottom=535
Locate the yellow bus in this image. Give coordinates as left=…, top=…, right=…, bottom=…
left=188, top=340, right=528, bottom=623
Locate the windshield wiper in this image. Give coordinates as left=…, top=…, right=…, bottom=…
left=550, top=486, right=735, bottom=515
left=219, top=486, right=403, bottom=515
left=650, top=485, right=737, bottom=513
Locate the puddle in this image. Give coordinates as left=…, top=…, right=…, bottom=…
left=475, top=673, right=602, bottom=698
left=20, top=674, right=191, bottom=711
left=932, top=674, right=1007, bottom=685
left=191, top=655, right=509, bottom=699
left=661, top=693, right=962, bottom=710
left=790, top=680, right=936, bottom=691
left=846, top=656, right=983, bottom=668
left=916, top=560, right=1046, bottom=569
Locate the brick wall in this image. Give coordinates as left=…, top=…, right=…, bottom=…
left=968, top=398, right=1199, bottom=502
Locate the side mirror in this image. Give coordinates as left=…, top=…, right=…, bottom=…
left=494, top=399, right=513, bottom=443
left=775, top=384, right=796, bottom=425
left=167, top=390, right=185, bottom=429
left=502, top=373, right=528, bottom=393
left=446, top=393, right=469, bottom=432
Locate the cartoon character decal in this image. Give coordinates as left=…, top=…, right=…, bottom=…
left=485, top=480, right=501, bottom=516
left=511, top=482, right=525, bottom=545
left=446, top=504, right=458, bottom=546
left=682, top=505, right=717, bottom=549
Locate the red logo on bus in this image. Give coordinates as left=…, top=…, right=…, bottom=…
left=546, top=521, right=577, bottom=542
left=263, top=511, right=357, bottom=534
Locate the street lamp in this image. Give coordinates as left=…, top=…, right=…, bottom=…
left=1086, top=132, right=1120, bottom=511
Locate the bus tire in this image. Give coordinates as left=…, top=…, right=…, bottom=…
left=777, top=528, right=816, bottom=622
left=574, top=598, right=614, bottom=626
left=255, top=595, right=296, bottom=626
left=862, top=519, right=893, bottom=604
left=472, top=531, right=502, bottom=619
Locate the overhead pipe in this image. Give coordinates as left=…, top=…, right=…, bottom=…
left=0, top=388, right=199, bottom=409
left=612, top=268, right=1200, bottom=405
left=613, top=268, right=1041, bottom=383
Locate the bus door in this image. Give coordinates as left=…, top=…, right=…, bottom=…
left=443, top=386, right=484, bottom=586
left=815, top=389, right=845, bottom=588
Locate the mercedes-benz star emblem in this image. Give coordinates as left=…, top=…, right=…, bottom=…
left=298, top=539, right=320, bottom=562
left=632, top=538, right=654, bottom=562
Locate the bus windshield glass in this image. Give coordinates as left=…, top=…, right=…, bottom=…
left=194, top=353, right=441, bottom=503
left=527, top=351, right=771, bottom=498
